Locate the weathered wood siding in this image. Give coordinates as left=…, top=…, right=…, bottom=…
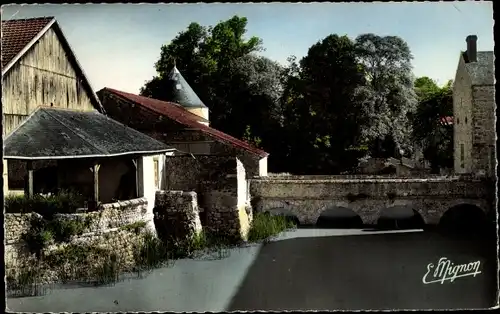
left=2, top=27, right=95, bottom=136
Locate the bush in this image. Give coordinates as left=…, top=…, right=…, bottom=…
left=5, top=190, right=85, bottom=216
left=21, top=215, right=90, bottom=257
left=47, top=218, right=89, bottom=242
left=248, top=212, right=296, bottom=242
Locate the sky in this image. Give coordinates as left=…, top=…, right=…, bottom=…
left=1, top=2, right=494, bottom=94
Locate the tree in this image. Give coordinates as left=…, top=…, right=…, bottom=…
left=227, top=54, right=285, bottom=143
left=278, top=34, right=367, bottom=174
left=141, top=16, right=264, bottom=132
left=354, top=34, right=418, bottom=158
left=414, top=76, right=440, bottom=99
left=412, top=79, right=453, bottom=172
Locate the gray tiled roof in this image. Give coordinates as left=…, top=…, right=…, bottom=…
left=3, top=107, right=175, bottom=159
left=465, top=51, right=494, bottom=86
left=166, top=66, right=207, bottom=108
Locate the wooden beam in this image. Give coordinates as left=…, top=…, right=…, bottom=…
left=132, top=158, right=140, bottom=198
left=27, top=161, right=34, bottom=198
left=90, top=163, right=101, bottom=203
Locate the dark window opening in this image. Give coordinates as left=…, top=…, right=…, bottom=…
left=465, top=116, right=468, bottom=124
left=460, top=144, right=465, bottom=168
left=457, top=117, right=460, bottom=124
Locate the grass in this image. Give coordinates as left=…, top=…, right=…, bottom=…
left=120, top=221, right=147, bottom=234
left=248, top=212, right=297, bottom=242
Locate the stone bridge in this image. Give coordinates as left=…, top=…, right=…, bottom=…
left=249, top=175, right=494, bottom=225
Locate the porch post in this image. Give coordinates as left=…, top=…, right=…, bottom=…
left=132, top=157, right=140, bottom=198
left=27, top=160, right=34, bottom=198
left=91, top=163, right=101, bottom=203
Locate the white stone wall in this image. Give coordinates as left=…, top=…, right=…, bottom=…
left=236, top=159, right=251, bottom=240
left=259, top=156, right=268, bottom=177
left=139, top=154, right=166, bottom=234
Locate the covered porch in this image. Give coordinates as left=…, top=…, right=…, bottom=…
left=3, top=107, right=176, bottom=209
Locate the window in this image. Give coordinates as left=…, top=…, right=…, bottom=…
left=465, top=116, right=468, bottom=124
left=457, top=117, right=460, bottom=124
left=153, top=158, right=159, bottom=189
left=460, top=144, right=465, bottom=168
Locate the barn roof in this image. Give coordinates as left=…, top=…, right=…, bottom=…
left=3, top=107, right=176, bottom=160
left=99, top=88, right=269, bottom=158
left=1, top=16, right=104, bottom=112
left=165, top=66, right=207, bottom=108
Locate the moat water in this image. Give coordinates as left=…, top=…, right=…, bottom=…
left=7, top=223, right=497, bottom=311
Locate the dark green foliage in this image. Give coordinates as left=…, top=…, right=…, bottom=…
left=140, top=16, right=446, bottom=174
left=21, top=215, right=90, bottom=257
left=5, top=190, right=85, bottom=217
left=412, top=78, right=453, bottom=172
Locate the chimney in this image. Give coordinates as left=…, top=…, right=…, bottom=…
left=466, top=35, right=478, bottom=63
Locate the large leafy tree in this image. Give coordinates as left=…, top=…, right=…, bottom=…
left=354, top=34, right=418, bottom=158
left=279, top=35, right=367, bottom=174
left=412, top=78, right=453, bottom=172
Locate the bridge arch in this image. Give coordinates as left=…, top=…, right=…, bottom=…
left=438, top=203, right=488, bottom=234
left=376, top=205, right=426, bottom=230
left=316, top=206, right=364, bottom=228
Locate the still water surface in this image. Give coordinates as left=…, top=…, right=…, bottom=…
left=7, top=228, right=497, bottom=312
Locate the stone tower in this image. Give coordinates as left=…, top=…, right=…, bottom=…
left=165, top=66, right=209, bottom=126
left=452, top=35, right=495, bottom=177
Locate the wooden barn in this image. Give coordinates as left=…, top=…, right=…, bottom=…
left=1, top=17, right=175, bottom=209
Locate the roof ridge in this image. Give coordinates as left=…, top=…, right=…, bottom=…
left=1, top=16, right=55, bottom=22
left=104, top=87, right=208, bottom=122
left=101, top=88, right=269, bottom=157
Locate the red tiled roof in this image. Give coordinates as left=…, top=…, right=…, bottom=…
left=1, top=17, right=54, bottom=68
left=439, top=116, right=453, bottom=125
left=102, top=88, right=269, bottom=157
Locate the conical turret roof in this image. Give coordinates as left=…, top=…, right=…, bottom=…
left=166, top=66, right=207, bottom=108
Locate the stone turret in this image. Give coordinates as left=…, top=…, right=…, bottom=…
left=166, top=65, right=209, bottom=126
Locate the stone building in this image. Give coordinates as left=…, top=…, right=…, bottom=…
left=452, top=35, right=495, bottom=177
left=97, top=66, right=269, bottom=178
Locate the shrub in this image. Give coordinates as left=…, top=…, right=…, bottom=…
left=47, top=218, right=89, bottom=242
left=5, top=190, right=85, bottom=216
left=120, top=221, right=147, bottom=234
left=248, top=212, right=296, bottom=242
left=21, top=216, right=54, bottom=257
left=22, top=215, right=90, bottom=257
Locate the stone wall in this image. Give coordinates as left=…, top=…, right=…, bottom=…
left=471, top=85, right=496, bottom=177
left=163, top=155, right=237, bottom=192
left=5, top=213, right=37, bottom=243
left=4, top=197, right=152, bottom=281
left=154, top=191, right=202, bottom=241
left=453, top=55, right=474, bottom=174
left=162, top=155, right=251, bottom=240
